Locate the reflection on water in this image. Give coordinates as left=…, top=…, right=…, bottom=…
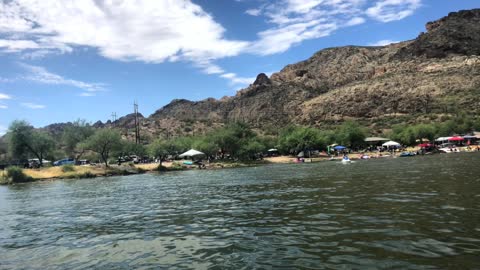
left=1, top=153, right=480, bottom=269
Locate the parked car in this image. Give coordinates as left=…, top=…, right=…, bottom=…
left=53, top=158, right=75, bottom=166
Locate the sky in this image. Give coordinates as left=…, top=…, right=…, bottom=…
left=0, top=0, right=478, bottom=135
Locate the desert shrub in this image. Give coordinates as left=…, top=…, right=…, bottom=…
left=157, top=162, right=184, bottom=172
left=6, top=167, right=33, bottom=183
left=61, top=164, right=75, bottom=172
left=65, top=171, right=96, bottom=179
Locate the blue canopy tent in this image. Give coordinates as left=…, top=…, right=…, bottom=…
left=333, top=145, right=347, bottom=150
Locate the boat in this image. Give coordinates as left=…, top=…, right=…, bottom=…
left=439, top=147, right=458, bottom=153
left=399, top=152, right=416, bottom=157
left=341, top=156, right=351, bottom=163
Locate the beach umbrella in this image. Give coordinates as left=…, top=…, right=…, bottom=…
left=333, top=145, right=347, bottom=150
left=179, top=149, right=205, bottom=158
left=448, top=136, right=464, bottom=141
left=382, top=141, right=401, bottom=147
left=268, top=148, right=278, bottom=152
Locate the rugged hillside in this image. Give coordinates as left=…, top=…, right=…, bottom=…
left=141, top=9, right=480, bottom=136
left=40, top=8, right=480, bottom=138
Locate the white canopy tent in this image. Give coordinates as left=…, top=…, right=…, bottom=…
left=178, top=149, right=205, bottom=159
left=435, top=137, right=452, bottom=142
left=365, top=137, right=390, bottom=142
left=382, top=141, right=401, bottom=147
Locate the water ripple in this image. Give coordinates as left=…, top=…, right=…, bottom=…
left=1, top=153, right=480, bottom=269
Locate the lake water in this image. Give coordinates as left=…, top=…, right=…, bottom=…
left=1, top=153, right=480, bottom=269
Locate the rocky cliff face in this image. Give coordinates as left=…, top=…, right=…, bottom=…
left=142, top=9, right=480, bottom=136
left=41, top=9, right=480, bottom=137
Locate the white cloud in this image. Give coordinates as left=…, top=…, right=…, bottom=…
left=246, top=9, right=262, bottom=16
left=251, top=21, right=338, bottom=55
left=0, top=39, right=39, bottom=52
left=284, top=0, right=325, bottom=14
left=220, top=73, right=255, bottom=86
left=0, top=0, right=248, bottom=74
left=0, top=105, right=7, bottom=109
left=21, top=102, right=45, bottom=109
left=366, top=0, right=421, bottom=22
left=194, top=61, right=225, bottom=75
left=0, top=0, right=422, bottom=84
left=79, top=92, right=96, bottom=97
left=368, top=39, right=399, bottom=46
left=19, top=63, right=105, bottom=92
left=246, top=0, right=366, bottom=55
left=0, top=93, right=12, bottom=99
left=345, top=17, right=366, bottom=26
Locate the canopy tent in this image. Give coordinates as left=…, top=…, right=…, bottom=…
left=179, top=149, right=205, bottom=159
left=435, top=137, right=452, bottom=142
left=365, top=137, right=390, bottom=142
left=418, top=143, right=434, bottom=148
left=333, top=145, right=347, bottom=150
left=462, top=135, right=477, bottom=139
left=382, top=141, right=401, bottom=147
left=415, top=138, right=430, bottom=142
left=448, top=136, right=464, bottom=141
left=267, top=148, right=278, bottom=152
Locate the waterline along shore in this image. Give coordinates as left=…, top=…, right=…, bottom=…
left=2, top=147, right=479, bottom=184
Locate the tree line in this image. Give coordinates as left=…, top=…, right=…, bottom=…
left=1, top=114, right=479, bottom=167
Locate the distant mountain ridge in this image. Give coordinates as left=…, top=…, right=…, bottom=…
left=44, top=9, right=480, bottom=139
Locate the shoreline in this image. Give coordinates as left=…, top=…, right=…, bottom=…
left=1, top=149, right=479, bottom=185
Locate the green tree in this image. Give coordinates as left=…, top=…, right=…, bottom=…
left=171, top=136, right=194, bottom=154
left=336, top=121, right=366, bottom=149
left=414, top=124, right=436, bottom=142
left=148, top=139, right=173, bottom=166
left=82, top=129, right=122, bottom=167
left=238, top=139, right=266, bottom=160
left=62, top=119, right=94, bottom=160
left=192, top=137, right=219, bottom=158
left=278, top=126, right=324, bottom=155
left=212, top=122, right=255, bottom=159
left=121, top=141, right=147, bottom=157
left=6, top=120, right=55, bottom=166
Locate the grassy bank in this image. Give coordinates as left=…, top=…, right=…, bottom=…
left=0, top=164, right=148, bottom=184
left=1, top=147, right=478, bottom=185
left=0, top=159, right=277, bottom=184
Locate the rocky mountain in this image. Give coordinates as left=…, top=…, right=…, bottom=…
left=43, top=9, right=480, bottom=138
left=142, top=9, right=480, bottom=135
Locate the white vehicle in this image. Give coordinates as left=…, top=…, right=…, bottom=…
left=439, top=147, right=459, bottom=153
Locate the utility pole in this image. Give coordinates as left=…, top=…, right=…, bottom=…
left=111, top=112, right=117, bottom=127
left=134, top=101, right=140, bottom=144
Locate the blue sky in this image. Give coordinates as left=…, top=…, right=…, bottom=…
left=0, top=0, right=478, bottom=134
